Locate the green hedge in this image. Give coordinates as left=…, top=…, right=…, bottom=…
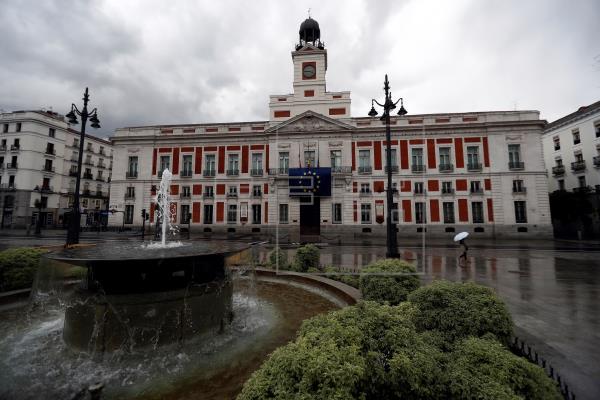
left=0, top=247, right=46, bottom=291
left=408, top=280, right=513, bottom=345
left=359, top=259, right=420, bottom=305
left=267, top=247, right=288, bottom=270
left=291, top=244, right=320, bottom=272
left=323, top=266, right=359, bottom=288
left=238, top=282, right=561, bottom=400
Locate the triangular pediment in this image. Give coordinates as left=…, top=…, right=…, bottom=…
left=267, top=110, right=354, bottom=133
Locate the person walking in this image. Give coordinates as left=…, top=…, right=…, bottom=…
left=458, top=239, right=469, bottom=266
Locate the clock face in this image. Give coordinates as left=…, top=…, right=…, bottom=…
left=303, top=64, right=316, bottom=79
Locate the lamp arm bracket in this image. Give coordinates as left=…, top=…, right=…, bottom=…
left=373, top=99, right=384, bottom=108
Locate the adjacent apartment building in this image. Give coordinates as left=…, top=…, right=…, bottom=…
left=0, top=110, right=113, bottom=228
left=108, top=17, right=552, bottom=239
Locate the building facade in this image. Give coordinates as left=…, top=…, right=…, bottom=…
left=542, top=100, right=600, bottom=192
left=108, top=18, right=552, bottom=239
left=0, top=110, right=113, bottom=229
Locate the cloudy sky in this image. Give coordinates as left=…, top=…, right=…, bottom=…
left=0, top=0, right=598, bottom=137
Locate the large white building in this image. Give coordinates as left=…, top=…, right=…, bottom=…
left=0, top=110, right=113, bottom=229
left=108, top=17, right=552, bottom=239
left=542, top=100, right=600, bottom=193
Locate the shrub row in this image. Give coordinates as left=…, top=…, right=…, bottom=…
left=0, top=247, right=45, bottom=292
left=267, top=244, right=320, bottom=273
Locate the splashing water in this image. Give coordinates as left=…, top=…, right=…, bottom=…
left=156, top=168, right=177, bottom=247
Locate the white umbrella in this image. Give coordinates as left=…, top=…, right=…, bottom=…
left=453, top=232, right=469, bottom=242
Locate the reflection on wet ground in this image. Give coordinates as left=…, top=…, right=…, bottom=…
left=270, top=243, right=599, bottom=400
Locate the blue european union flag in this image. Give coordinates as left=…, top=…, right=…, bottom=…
left=289, top=167, right=331, bottom=197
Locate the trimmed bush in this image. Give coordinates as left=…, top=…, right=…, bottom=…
left=446, top=337, right=562, bottom=400
left=323, top=265, right=359, bottom=288
left=291, top=244, right=320, bottom=272
left=359, top=259, right=420, bottom=305
left=267, top=247, right=288, bottom=270
left=408, top=280, right=513, bottom=345
left=0, top=247, right=46, bottom=291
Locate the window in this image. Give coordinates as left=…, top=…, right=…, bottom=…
left=182, top=155, right=193, bottom=175
left=227, top=204, right=237, bottom=223
left=46, top=142, right=54, bottom=155
left=16, top=123, right=21, bottom=132
left=572, top=129, right=580, bottom=144
left=443, top=202, right=455, bottom=223
left=508, top=144, right=522, bottom=168
left=514, top=201, right=527, bottom=223
left=304, top=150, right=316, bottom=167
left=575, top=153, right=584, bottom=163
left=159, top=156, right=170, bottom=175
left=252, top=185, right=262, bottom=197
left=578, top=175, right=586, bottom=188
left=556, top=158, right=563, bottom=167
left=252, top=204, right=262, bottom=224
left=470, top=181, right=482, bottom=193
left=415, top=202, right=426, bottom=224
left=203, top=204, right=213, bottom=224
left=44, top=159, right=53, bottom=172
left=125, top=186, right=135, bottom=199
left=385, top=148, right=397, bottom=170
left=204, top=186, right=214, bottom=197
left=466, top=146, right=480, bottom=169
left=330, top=150, right=341, bottom=169
left=472, top=202, right=484, bottom=223
left=414, top=182, right=424, bottom=194
left=181, top=205, right=190, bottom=224
left=99, top=146, right=105, bottom=155
left=553, top=136, right=560, bottom=150
left=360, top=183, right=371, bottom=193
left=439, top=147, right=451, bottom=166
left=332, top=203, right=342, bottom=224
left=358, top=150, right=371, bottom=172
left=127, top=156, right=138, bottom=177
left=558, top=179, right=565, bottom=190
left=181, top=186, right=191, bottom=197
left=360, top=204, right=371, bottom=224
left=412, top=148, right=424, bottom=167
left=42, top=177, right=50, bottom=190
left=49, top=128, right=55, bottom=138
left=279, top=204, right=289, bottom=224
left=2, top=124, right=7, bottom=133
left=73, top=138, right=79, bottom=147
left=227, top=154, right=239, bottom=174
left=228, top=186, right=238, bottom=196
left=279, top=152, right=289, bottom=172
left=204, top=154, right=216, bottom=175
left=442, top=181, right=453, bottom=194
left=87, top=143, right=93, bottom=152
left=391, top=203, right=399, bottom=223
left=13, top=138, right=19, bottom=148
left=251, top=153, right=263, bottom=174
left=125, top=205, right=134, bottom=224
left=8, top=175, right=15, bottom=188
left=97, top=170, right=103, bottom=180
left=513, top=180, right=525, bottom=193
left=595, top=121, right=600, bottom=138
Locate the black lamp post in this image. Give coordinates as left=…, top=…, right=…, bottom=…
left=65, top=87, right=100, bottom=246
left=368, top=74, right=407, bottom=258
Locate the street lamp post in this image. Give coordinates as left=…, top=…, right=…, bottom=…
left=368, top=74, right=407, bottom=258
left=65, top=87, right=101, bottom=246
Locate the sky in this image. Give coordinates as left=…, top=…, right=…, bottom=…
left=0, top=0, right=598, bottom=137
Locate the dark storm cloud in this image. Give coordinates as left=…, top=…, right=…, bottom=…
left=0, top=0, right=598, bottom=137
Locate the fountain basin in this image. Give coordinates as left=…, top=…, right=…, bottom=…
left=44, top=241, right=247, bottom=352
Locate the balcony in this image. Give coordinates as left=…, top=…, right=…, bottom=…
left=0, top=145, right=6, bottom=152
left=358, top=166, right=372, bottom=174
left=83, top=173, right=93, bottom=180
left=34, top=185, right=53, bottom=193
left=42, top=166, right=55, bottom=173
left=69, top=170, right=79, bottom=177
left=513, top=187, right=527, bottom=194
left=594, top=156, right=600, bottom=168
left=331, top=166, right=352, bottom=174
left=268, top=168, right=289, bottom=175
left=552, top=165, right=565, bottom=176
left=466, top=163, right=482, bottom=172
left=70, top=142, right=79, bottom=148
left=83, top=160, right=94, bottom=166
left=70, top=157, right=78, bottom=162
left=0, top=183, right=16, bottom=191
left=180, top=193, right=191, bottom=200
left=202, top=193, right=214, bottom=199
left=0, top=163, right=3, bottom=170
left=95, top=176, right=105, bottom=182
left=45, top=148, right=56, bottom=156
left=470, top=188, right=484, bottom=195
left=359, top=189, right=372, bottom=197
left=508, top=161, right=525, bottom=170
left=124, top=193, right=135, bottom=200
left=554, top=144, right=560, bottom=151
left=573, top=186, right=591, bottom=194
left=98, top=150, right=106, bottom=156
left=438, top=163, right=454, bottom=172
left=412, top=164, right=426, bottom=173
left=97, top=163, right=106, bottom=169
left=83, top=189, right=91, bottom=196
left=10, top=145, right=20, bottom=152
left=6, top=162, right=17, bottom=169
left=226, top=192, right=238, bottom=198
left=250, top=168, right=263, bottom=176
left=226, top=169, right=239, bottom=176
left=384, top=166, right=399, bottom=173
left=126, top=171, right=138, bottom=179
left=95, top=191, right=104, bottom=197
left=180, top=170, right=193, bottom=178
left=252, top=191, right=262, bottom=198
left=441, top=189, right=455, bottom=195
left=413, top=190, right=425, bottom=196
left=571, top=160, right=586, bottom=172
left=85, top=146, right=93, bottom=153
left=203, top=169, right=216, bottom=177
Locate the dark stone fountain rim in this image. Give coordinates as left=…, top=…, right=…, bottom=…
left=44, top=241, right=249, bottom=264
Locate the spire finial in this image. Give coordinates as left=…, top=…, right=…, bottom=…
left=308, top=8, right=311, bottom=18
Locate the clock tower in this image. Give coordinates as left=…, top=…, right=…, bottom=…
left=269, top=16, right=351, bottom=123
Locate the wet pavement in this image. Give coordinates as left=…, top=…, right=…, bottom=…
left=1, top=232, right=599, bottom=399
